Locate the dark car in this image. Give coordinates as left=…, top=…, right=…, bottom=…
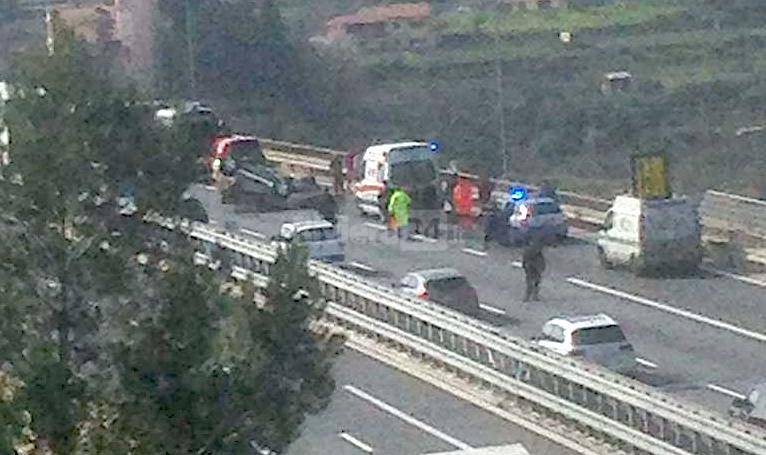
left=221, top=163, right=337, bottom=221
left=398, top=268, right=480, bottom=316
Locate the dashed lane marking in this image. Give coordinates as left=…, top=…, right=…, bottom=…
left=338, top=432, right=374, bottom=453
left=343, top=384, right=472, bottom=450
left=349, top=262, right=376, bottom=272
left=411, top=233, right=438, bottom=243
left=462, top=248, right=488, bottom=257
left=635, top=357, right=658, bottom=369
left=240, top=228, right=266, bottom=239
left=364, top=222, right=387, bottom=231
left=706, top=267, right=766, bottom=288
left=479, top=303, right=506, bottom=315
left=566, top=277, right=766, bottom=343
left=706, top=384, right=747, bottom=400
left=511, top=261, right=522, bottom=268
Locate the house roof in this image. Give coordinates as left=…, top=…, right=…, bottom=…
left=54, top=3, right=116, bottom=42
left=327, top=2, right=430, bottom=29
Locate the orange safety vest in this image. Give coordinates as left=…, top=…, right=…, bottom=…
left=452, top=177, right=476, bottom=217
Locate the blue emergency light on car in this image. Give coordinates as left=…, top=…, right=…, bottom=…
left=428, top=140, right=440, bottom=153
left=509, top=186, right=527, bottom=201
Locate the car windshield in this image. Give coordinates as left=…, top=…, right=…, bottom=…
left=390, top=160, right=436, bottom=186
left=572, top=325, right=627, bottom=345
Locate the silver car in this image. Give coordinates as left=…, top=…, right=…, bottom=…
left=535, top=314, right=637, bottom=374
left=277, top=220, right=345, bottom=263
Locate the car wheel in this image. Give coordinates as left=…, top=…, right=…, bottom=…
left=598, top=247, right=613, bottom=269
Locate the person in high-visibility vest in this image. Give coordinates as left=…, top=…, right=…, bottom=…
left=388, top=187, right=412, bottom=239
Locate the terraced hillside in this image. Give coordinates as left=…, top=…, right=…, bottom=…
left=281, top=0, right=766, bottom=197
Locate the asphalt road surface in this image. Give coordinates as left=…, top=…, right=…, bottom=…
left=285, top=350, right=579, bottom=455
left=191, top=186, right=766, bottom=416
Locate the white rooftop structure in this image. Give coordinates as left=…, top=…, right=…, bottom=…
left=423, top=443, right=530, bottom=455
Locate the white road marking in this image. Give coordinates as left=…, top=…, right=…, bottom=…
left=411, top=234, right=437, bottom=243
left=240, top=228, right=266, bottom=239
left=462, top=248, right=488, bottom=257
left=204, top=185, right=217, bottom=191
left=364, top=222, right=387, bottom=231
left=706, top=384, right=747, bottom=400
left=567, top=227, right=597, bottom=242
left=338, top=432, right=374, bottom=453
left=567, top=277, right=766, bottom=343
left=343, top=384, right=472, bottom=450
left=479, top=303, right=506, bottom=315
left=706, top=267, right=766, bottom=288
left=349, top=261, right=376, bottom=272
left=635, top=357, right=658, bottom=369
left=511, top=261, right=522, bottom=268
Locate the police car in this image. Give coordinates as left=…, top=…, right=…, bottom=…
left=486, top=186, right=568, bottom=245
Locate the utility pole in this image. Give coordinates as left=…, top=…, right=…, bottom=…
left=45, top=7, right=55, bottom=56
left=185, top=0, right=197, bottom=97
left=495, top=57, right=507, bottom=176
left=493, top=26, right=508, bottom=176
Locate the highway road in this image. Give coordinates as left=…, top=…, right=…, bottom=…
left=191, top=186, right=766, bottom=416
left=285, top=350, right=579, bottom=455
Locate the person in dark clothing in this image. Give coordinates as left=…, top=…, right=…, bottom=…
left=522, top=238, right=546, bottom=302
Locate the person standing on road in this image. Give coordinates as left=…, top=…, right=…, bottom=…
left=331, top=155, right=344, bottom=194
left=388, top=186, right=412, bottom=239
left=522, top=238, right=546, bottom=302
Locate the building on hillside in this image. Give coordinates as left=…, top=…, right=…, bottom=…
left=601, top=71, right=632, bottom=94
left=52, top=0, right=157, bottom=87
left=53, top=2, right=118, bottom=44
left=324, top=2, right=431, bottom=42
left=500, top=0, right=568, bottom=9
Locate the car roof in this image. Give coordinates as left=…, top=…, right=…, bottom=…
left=408, top=268, right=465, bottom=282
left=284, top=220, right=335, bottom=231
left=545, top=314, right=618, bottom=331
left=364, top=142, right=428, bottom=161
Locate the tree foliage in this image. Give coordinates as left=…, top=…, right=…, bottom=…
left=0, top=22, right=337, bottom=454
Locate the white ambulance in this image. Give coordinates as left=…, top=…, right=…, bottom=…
left=353, top=142, right=439, bottom=217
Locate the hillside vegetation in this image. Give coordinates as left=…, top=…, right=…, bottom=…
left=272, top=0, right=766, bottom=197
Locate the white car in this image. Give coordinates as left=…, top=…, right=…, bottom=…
left=535, top=314, right=637, bottom=374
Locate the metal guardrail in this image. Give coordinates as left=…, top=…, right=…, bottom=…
left=700, top=190, right=766, bottom=241
left=184, top=222, right=766, bottom=455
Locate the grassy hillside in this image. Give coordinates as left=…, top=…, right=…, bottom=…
left=272, top=0, right=766, bottom=197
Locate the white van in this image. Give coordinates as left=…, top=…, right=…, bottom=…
left=277, top=220, right=345, bottom=263
left=596, top=195, right=701, bottom=274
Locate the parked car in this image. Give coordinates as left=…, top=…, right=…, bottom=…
left=398, top=268, right=480, bottom=316
left=534, top=314, right=637, bottom=374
